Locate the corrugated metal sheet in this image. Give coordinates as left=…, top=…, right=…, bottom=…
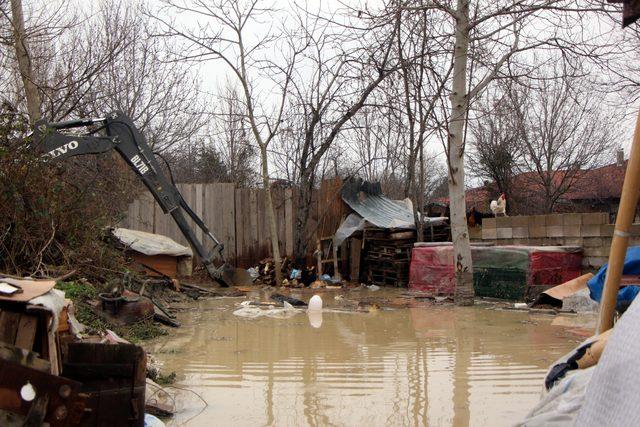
left=341, top=178, right=415, bottom=229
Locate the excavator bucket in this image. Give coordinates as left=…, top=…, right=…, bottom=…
left=209, top=263, right=253, bottom=287
left=222, top=264, right=254, bottom=287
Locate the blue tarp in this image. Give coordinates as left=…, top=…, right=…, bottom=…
left=588, top=246, right=640, bottom=311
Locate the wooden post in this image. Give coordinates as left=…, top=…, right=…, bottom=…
left=333, top=240, right=341, bottom=280
left=316, top=238, right=322, bottom=277
left=596, top=110, right=640, bottom=333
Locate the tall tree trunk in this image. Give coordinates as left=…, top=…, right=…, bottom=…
left=416, top=138, right=425, bottom=242
left=448, top=0, right=474, bottom=306
left=260, top=145, right=282, bottom=284
left=10, top=0, right=41, bottom=124
left=293, top=170, right=314, bottom=261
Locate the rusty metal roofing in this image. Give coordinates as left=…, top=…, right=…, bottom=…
left=340, top=178, right=416, bottom=229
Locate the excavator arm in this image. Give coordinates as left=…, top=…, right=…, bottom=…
left=33, top=111, right=233, bottom=286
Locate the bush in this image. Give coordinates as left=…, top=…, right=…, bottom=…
left=0, top=103, right=136, bottom=279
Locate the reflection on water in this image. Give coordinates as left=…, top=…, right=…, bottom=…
left=147, top=292, right=590, bottom=426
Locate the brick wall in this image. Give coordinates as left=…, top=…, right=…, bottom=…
left=476, top=212, right=640, bottom=268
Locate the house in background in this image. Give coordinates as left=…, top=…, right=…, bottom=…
left=436, top=150, right=630, bottom=221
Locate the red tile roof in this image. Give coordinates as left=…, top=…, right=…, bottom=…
left=435, top=160, right=627, bottom=212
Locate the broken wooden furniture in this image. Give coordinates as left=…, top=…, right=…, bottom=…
left=0, top=278, right=64, bottom=374
left=62, top=343, right=147, bottom=427
left=0, top=352, right=86, bottom=426
left=0, top=277, right=87, bottom=425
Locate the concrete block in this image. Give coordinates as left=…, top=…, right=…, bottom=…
left=582, top=212, right=608, bottom=225
left=469, top=227, right=483, bottom=241
left=529, top=226, right=547, bottom=238
left=482, top=227, right=497, bottom=240
left=580, top=224, right=602, bottom=237
left=563, top=237, right=583, bottom=247
left=598, top=224, right=615, bottom=237
left=563, top=213, right=582, bottom=226
left=512, top=227, right=529, bottom=238
left=496, top=228, right=513, bottom=239
left=528, top=238, right=545, bottom=246
left=512, top=238, right=528, bottom=245
left=563, top=225, right=581, bottom=237
left=546, top=214, right=564, bottom=226
left=511, top=215, right=529, bottom=227
left=583, top=256, right=608, bottom=268
left=630, top=224, right=640, bottom=236
left=585, top=246, right=610, bottom=257
left=483, top=217, right=496, bottom=229
left=583, top=237, right=603, bottom=248
left=496, top=216, right=512, bottom=228
left=546, top=225, right=564, bottom=238
left=546, top=238, right=565, bottom=246
left=529, top=215, right=547, bottom=227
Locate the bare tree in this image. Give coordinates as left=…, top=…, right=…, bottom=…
left=153, top=0, right=306, bottom=283
left=165, top=138, right=230, bottom=183
left=71, top=2, right=205, bottom=152
left=212, top=81, right=257, bottom=187
left=510, top=66, right=618, bottom=213
left=390, top=0, right=618, bottom=305
left=7, top=0, right=41, bottom=123
left=467, top=86, right=522, bottom=214
left=283, top=4, right=402, bottom=260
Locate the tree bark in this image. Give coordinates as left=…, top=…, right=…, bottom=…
left=260, top=145, right=283, bottom=284
left=10, top=0, right=42, bottom=124
left=293, top=170, right=314, bottom=261
left=448, top=0, right=474, bottom=306
left=416, top=136, right=426, bottom=242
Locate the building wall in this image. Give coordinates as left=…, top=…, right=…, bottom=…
left=474, top=212, right=640, bottom=268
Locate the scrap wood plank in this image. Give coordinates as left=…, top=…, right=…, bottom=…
left=234, top=188, right=245, bottom=266
left=0, top=341, right=50, bottom=372
left=350, top=238, right=362, bottom=281
left=222, top=183, right=237, bottom=265
left=0, top=310, right=20, bottom=345
left=0, top=358, right=85, bottom=426
left=14, top=314, right=37, bottom=351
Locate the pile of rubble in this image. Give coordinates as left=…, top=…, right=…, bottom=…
left=253, top=257, right=318, bottom=288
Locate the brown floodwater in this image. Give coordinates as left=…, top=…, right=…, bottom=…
left=146, top=289, right=594, bottom=426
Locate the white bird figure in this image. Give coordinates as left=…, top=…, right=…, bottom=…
left=490, top=193, right=507, bottom=217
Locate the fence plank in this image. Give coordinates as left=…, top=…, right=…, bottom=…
left=204, top=184, right=221, bottom=261
left=221, top=183, right=236, bottom=265
left=234, top=188, right=249, bottom=267
left=123, top=183, right=319, bottom=269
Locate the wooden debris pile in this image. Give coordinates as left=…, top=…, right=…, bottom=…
left=362, top=224, right=450, bottom=288
left=254, top=257, right=292, bottom=286
left=253, top=257, right=318, bottom=287
left=363, top=229, right=414, bottom=287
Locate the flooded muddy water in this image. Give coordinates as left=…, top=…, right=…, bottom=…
left=146, top=290, right=594, bottom=426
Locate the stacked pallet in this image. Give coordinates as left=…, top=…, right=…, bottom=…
left=363, top=229, right=414, bottom=287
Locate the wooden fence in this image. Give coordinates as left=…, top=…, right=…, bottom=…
left=122, top=183, right=331, bottom=267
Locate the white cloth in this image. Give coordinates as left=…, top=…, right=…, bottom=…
left=29, top=288, right=67, bottom=332
left=112, top=228, right=193, bottom=257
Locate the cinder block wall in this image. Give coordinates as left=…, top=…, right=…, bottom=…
left=476, top=213, right=640, bottom=268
